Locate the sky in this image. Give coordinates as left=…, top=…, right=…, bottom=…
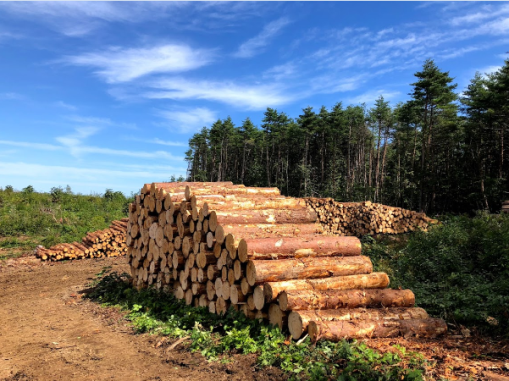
left=0, top=1, right=507, bottom=196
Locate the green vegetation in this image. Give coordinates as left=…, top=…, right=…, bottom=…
left=186, top=58, right=509, bottom=215
left=88, top=271, right=429, bottom=381
left=0, top=185, right=132, bottom=259
left=364, top=213, right=509, bottom=335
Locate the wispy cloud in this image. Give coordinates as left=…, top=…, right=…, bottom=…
left=0, top=161, right=185, bottom=184
left=0, top=2, right=184, bottom=36
left=0, top=137, right=183, bottom=161
left=234, top=17, right=291, bottom=58
left=56, top=126, right=100, bottom=157
left=156, top=107, right=218, bottom=134
left=64, top=115, right=137, bottom=129
left=54, top=101, right=77, bottom=111
left=144, top=77, right=293, bottom=110
left=346, top=89, right=401, bottom=105
left=63, top=44, right=214, bottom=83
left=0, top=92, right=25, bottom=100
left=124, top=137, right=187, bottom=147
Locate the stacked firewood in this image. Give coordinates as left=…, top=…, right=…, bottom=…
left=126, top=182, right=446, bottom=341
left=502, top=201, right=509, bottom=214
left=35, top=219, right=128, bottom=261
left=306, top=198, right=438, bottom=236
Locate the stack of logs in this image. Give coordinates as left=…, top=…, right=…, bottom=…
left=126, top=182, right=446, bottom=341
left=306, top=198, right=438, bottom=236
left=35, top=219, right=128, bottom=261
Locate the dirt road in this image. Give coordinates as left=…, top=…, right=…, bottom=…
left=0, top=258, right=282, bottom=381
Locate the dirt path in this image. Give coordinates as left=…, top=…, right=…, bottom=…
left=0, top=258, right=282, bottom=381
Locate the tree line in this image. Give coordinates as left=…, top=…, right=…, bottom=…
left=185, top=58, right=509, bottom=214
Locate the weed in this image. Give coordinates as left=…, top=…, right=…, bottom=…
left=87, top=271, right=429, bottom=380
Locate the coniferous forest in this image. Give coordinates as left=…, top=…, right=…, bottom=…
left=185, top=58, right=509, bottom=214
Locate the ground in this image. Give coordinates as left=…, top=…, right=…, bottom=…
left=0, top=255, right=508, bottom=381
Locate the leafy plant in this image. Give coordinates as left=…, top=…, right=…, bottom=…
left=87, top=271, right=429, bottom=380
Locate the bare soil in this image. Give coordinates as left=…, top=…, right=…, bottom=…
left=0, top=257, right=284, bottom=381
left=1, top=255, right=509, bottom=381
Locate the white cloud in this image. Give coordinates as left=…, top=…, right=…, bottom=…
left=480, top=65, right=502, bottom=76
left=346, top=89, right=401, bottom=105
left=263, top=62, right=298, bottom=81
left=450, top=4, right=509, bottom=26
left=124, top=137, right=187, bottom=147
left=0, top=92, right=25, bottom=100
left=63, top=44, right=214, bottom=83
left=0, top=2, right=184, bottom=36
left=234, top=17, right=291, bottom=58
left=0, top=137, right=183, bottom=161
left=144, top=77, right=293, bottom=110
left=0, top=140, right=61, bottom=151
left=56, top=126, right=100, bottom=157
left=54, top=101, right=77, bottom=111
left=156, top=107, right=218, bottom=134
left=64, top=115, right=137, bottom=129
left=0, top=161, right=184, bottom=184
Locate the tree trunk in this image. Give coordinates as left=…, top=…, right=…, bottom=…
left=308, top=318, right=447, bottom=341
left=246, top=256, right=373, bottom=285
left=278, top=288, right=415, bottom=311
left=263, top=272, right=390, bottom=302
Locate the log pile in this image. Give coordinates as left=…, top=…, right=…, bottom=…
left=125, top=182, right=446, bottom=341
left=306, top=198, right=438, bottom=236
left=502, top=200, right=509, bottom=214
left=35, top=219, right=128, bottom=261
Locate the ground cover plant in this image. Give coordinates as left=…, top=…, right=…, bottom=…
left=88, top=271, right=429, bottom=381
left=363, top=212, right=509, bottom=336
left=0, top=185, right=132, bottom=259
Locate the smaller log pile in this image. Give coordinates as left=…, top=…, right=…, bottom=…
left=306, top=198, right=438, bottom=236
left=502, top=201, right=509, bottom=214
left=35, top=218, right=128, bottom=261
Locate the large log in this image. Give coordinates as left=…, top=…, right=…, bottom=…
left=287, top=307, right=429, bottom=340
left=263, top=273, right=390, bottom=303
left=245, top=256, right=373, bottom=286
left=209, top=208, right=317, bottom=227
left=237, top=236, right=362, bottom=262
left=278, top=289, right=415, bottom=311
left=221, top=223, right=323, bottom=239
left=308, top=318, right=448, bottom=341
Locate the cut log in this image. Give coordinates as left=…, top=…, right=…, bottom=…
left=210, top=208, right=317, bottom=226
left=246, top=256, right=373, bottom=286
left=308, top=318, right=448, bottom=341
left=264, top=273, right=390, bottom=303
left=279, top=288, right=415, bottom=311
left=288, top=307, right=429, bottom=340
left=268, top=304, right=287, bottom=330
left=237, top=236, right=361, bottom=262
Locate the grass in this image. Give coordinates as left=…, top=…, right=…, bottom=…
left=363, top=212, right=509, bottom=336
left=0, top=185, right=133, bottom=259
left=87, top=270, right=430, bottom=381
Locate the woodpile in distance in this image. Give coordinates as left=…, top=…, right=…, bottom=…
left=126, top=182, right=447, bottom=341
left=35, top=219, right=128, bottom=261
left=306, top=198, right=439, bottom=236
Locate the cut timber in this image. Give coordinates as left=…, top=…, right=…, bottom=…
left=288, top=307, right=429, bottom=340
left=221, top=223, right=323, bottom=238
left=308, top=318, right=448, bottom=341
left=238, top=236, right=361, bottom=262
left=246, top=256, right=373, bottom=286
left=278, top=289, right=415, bottom=311
left=264, top=273, right=390, bottom=303
left=204, top=197, right=307, bottom=211
left=209, top=208, right=317, bottom=226
left=268, top=304, right=287, bottom=330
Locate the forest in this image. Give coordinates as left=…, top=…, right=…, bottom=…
left=185, top=58, right=509, bottom=214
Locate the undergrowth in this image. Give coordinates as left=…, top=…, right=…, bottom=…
left=363, top=212, right=509, bottom=336
left=87, top=271, right=429, bottom=381
left=0, top=186, right=133, bottom=258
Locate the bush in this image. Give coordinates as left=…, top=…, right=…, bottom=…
left=365, top=213, right=509, bottom=334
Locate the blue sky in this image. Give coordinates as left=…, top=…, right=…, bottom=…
left=0, top=1, right=507, bottom=195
